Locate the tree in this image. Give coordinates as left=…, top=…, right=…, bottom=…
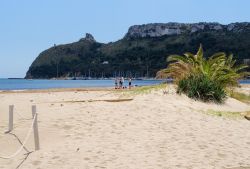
left=157, top=44, right=248, bottom=87
left=156, top=44, right=249, bottom=102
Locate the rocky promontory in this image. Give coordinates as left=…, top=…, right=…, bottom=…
left=125, top=22, right=250, bottom=38
left=26, top=22, right=250, bottom=79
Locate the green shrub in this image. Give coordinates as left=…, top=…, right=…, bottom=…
left=177, top=74, right=226, bottom=103
left=157, top=44, right=248, bottom=103
left=229, top=91, right=250, bottom=103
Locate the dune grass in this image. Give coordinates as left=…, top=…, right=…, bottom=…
left=205, top=110, right=250, bottom=119
left=228, top=91, right=250, bottom=104
left=130, top=84, right=166, bottom=95
left=116, top=83, right=166, bottom=96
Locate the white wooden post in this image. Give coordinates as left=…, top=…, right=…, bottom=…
left=8, top=105, right=14, bottom=132
left=32, top=105, right=40, bottom=150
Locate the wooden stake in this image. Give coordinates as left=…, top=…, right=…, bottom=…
left=32, top=105, right=40, bottom=150
left=8, top=105, right=14, bottom=132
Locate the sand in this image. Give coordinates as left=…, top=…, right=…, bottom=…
left=0, top=85, right=250, bottom=169
left=234, top=84, right=250, bottom=95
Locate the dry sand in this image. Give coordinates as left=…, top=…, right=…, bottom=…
left=0, top=85, right=250, bottom=169
left=234, top=84, right=250, bottom=95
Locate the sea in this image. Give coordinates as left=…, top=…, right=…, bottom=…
left=0, top=79, right=165, bottom=90
left=0, top=79, right=249, bottom=91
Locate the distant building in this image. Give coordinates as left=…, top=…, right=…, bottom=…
left=102, top=61, right=109, bottom=64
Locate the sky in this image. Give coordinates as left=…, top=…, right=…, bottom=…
left=0, top=0, right=250, bottom=78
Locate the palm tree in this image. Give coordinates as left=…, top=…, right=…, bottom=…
left=157, top=44, right=248, bottom=87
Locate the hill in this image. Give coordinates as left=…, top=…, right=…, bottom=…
left=25, top=22, right=250, bottom=79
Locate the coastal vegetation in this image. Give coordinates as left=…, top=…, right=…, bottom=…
left=126, top=83, right=166, bottom=95
left=26, top=22, right=250, bottom=79
left=116, top=83, right=166, bottom=97
left=157, top=45, right=248, bottom=103
left=228, top=91, right=250, bottom=104
left=205, top=110, right=249, bottom=119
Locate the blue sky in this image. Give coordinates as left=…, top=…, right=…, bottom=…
left=0, top=0, right=250, bottom=78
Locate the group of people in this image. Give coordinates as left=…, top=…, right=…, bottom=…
left=115, top=77, right=132, bottom=89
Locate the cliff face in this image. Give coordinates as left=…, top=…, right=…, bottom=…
left=26, top=22, right=250, bottom=79
left=125, top=22, right=250, bottom=38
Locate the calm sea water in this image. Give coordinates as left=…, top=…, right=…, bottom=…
left=0, top=79, right=249, bottom=90
left=0, top=79, right=164, bottom=90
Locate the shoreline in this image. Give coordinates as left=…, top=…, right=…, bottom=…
left=0, top=83, right=250, bottom=94
left=0, top=79, right=164, bottom=91
left=0, top=86, right=114, bottom=94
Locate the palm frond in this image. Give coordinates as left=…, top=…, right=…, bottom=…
left=159, top=44, right=248, bottom=88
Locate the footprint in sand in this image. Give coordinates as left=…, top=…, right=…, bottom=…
left=217, top=153, right=227, bottom=158
left=52, top=156, right=60, bottom=159
left=63, top=125, right=74, bottom=130
left=32, top=160, right=42, bottom=166
left=69, top=116, right=75, bottom=120
left=75, top=136, right=82, bottom=140
left=53, top=123, right=59, bottom=127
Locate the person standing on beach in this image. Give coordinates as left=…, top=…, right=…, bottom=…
left=121, top=77, right=124, bottom=89
left=119, top=77, right=122, bottom=89
left=115, top=77, right=118, bottom=89
left=128, top=78, right=132, bottom=89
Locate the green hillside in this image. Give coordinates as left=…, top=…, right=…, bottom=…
left=25, top=22, right=250, bottom=79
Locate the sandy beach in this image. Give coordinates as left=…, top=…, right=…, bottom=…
left=0, top=85, right=250, bottom=169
